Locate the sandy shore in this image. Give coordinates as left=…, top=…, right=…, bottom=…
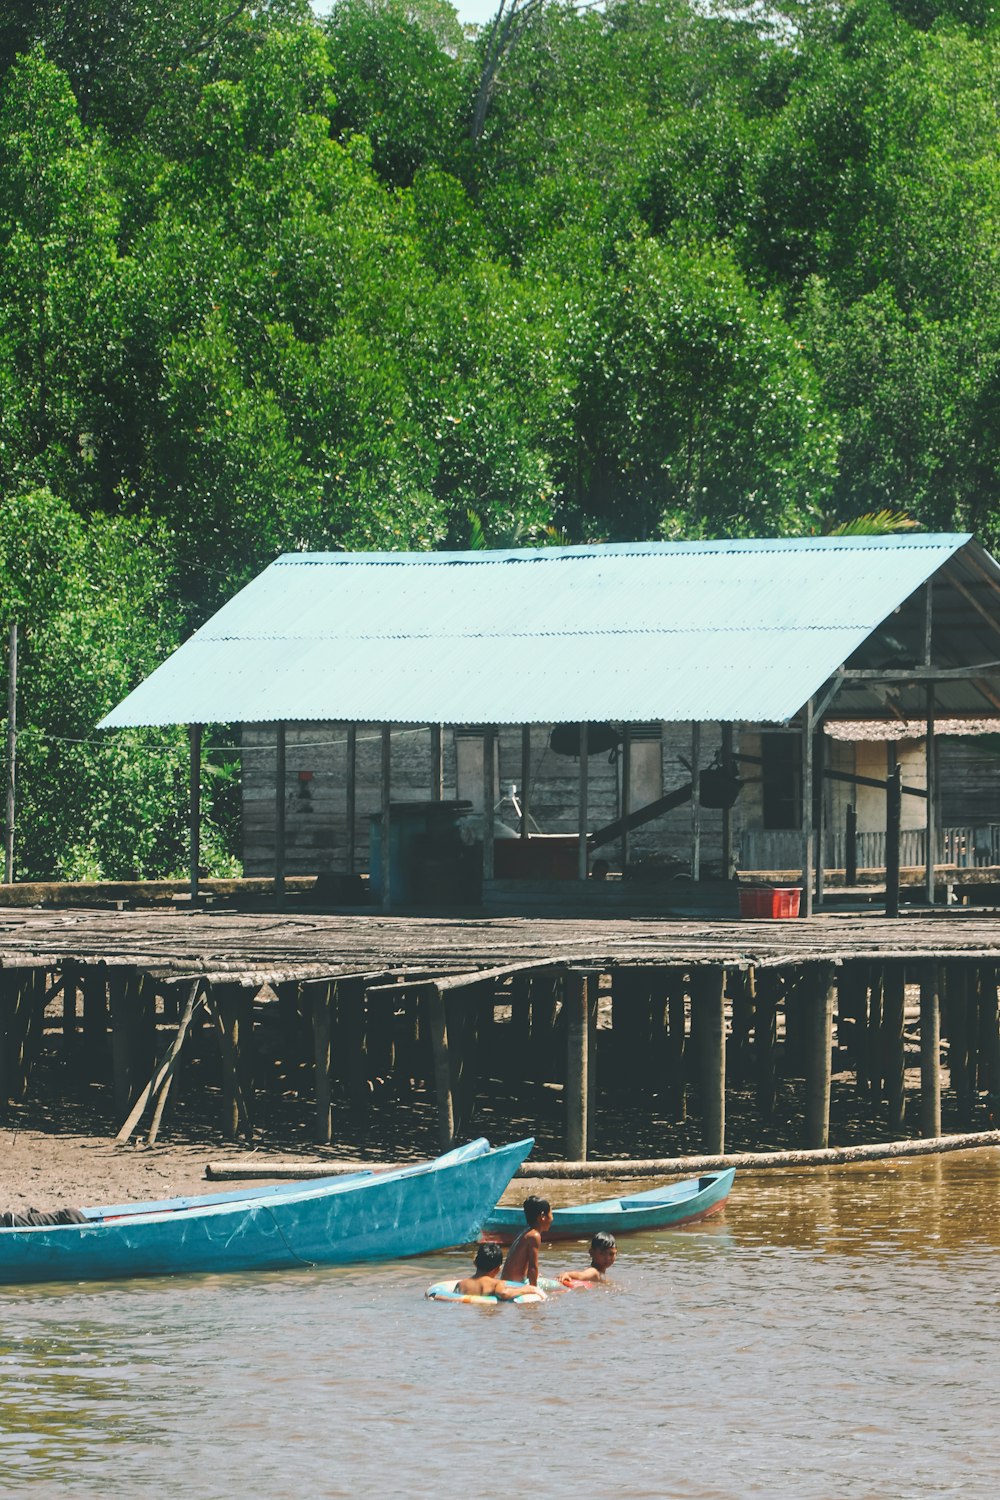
left=0, top=1129, right=343, bottom=1213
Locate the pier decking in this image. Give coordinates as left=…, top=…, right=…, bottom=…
left=1, top=907, right=998, bottom=1159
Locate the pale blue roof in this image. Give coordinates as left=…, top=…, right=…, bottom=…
left=99, top=534, right=995, bottom=728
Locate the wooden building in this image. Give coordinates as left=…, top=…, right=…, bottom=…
left=101, top=533, right=1000, bottom=917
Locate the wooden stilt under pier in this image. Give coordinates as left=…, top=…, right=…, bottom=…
left=0, top=906, right=997, bottom=1152
left=805, top=963, right=835, bottom=1149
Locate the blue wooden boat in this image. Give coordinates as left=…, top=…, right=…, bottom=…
left=483, top=1167, right=735, bottom=1242
left=0, top=1137, right=533, bottom=1285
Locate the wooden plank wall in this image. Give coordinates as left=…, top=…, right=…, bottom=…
left=242, top=721, right=735, bottom=878
left=938, top=738, right=1000, bottom=827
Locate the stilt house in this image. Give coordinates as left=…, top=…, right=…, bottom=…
left=100, top=533, right=1000, bottom=914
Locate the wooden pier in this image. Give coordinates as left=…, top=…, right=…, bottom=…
left=1, top=906, right=999, bottom=1157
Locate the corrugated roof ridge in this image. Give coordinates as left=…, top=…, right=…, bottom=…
left=203, top=622, right=875, bottom=642
left=274, top=533, right=970, bottom=567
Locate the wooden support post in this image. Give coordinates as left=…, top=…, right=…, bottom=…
left=381, top=724, right=392, bottom=913
left=4, top=973, right=29, bottom=1103
left=578, top=723, right=589, bottom=881
left=454, top=984, right=486, bottom=1136
left=980, top=967, right=1000, bottom=1098
left=814, top=726, right=826, bottom=910
left=565, top=971, right=591, bottom=1160
left=947, top=965, right=972, bottom=1125
left=428, top=985, right=455, bottom=1150
left=967, top=969, right=981, bottom=1097
left=82, top=963, right=108, bottom=1079
left=520, top=725, right=531, bottom=839
left=721, top=722, right=734, bottom=878
left=0, top=972, right=11, bottom=1105
left=189, top=723, right=202, bottom=904
left=482, top=726, right=495, bottom=886
left=883, top=963, right=907, bottom=1132
left=338, top=977, right=368, bottom=1110
left=430, top=723, right=443, bottom=802
left=755, top=970, right=779, bottom=1120
left=805, top=963, right=835, bottom=1149
left=920, top=963, right=942, bottom=1138
left=665, top=972, right=687, bottom=1120
left=885, top=759, right=902, bottom=918
left=509, top=973, right=532, bottom=1081
left=845, top=804, right=858, bottom=889
left=801, top=699, right=814, bottom=917
left=925, top=685, right=936, bottom=904
left=869, top=967, right=884, bottom=1100
left=690, top=721, right=701, bottom=882
left=729, top=968, right=754, bottom=1087
left=115, top=979, right=203, bottom=1146
left=621, top=725, right=631, bottom=872
left=697, top=967, right=726, bottom=1155
left=62, top=960, right=78, bottom=1054
left=311, top=980, right=334, bottom=1145
left=4, top=619, right=16, bottom=885
left=587, top=977, right=599, bottom=1150
left=275, top=721, right=286, bottom=905
left=345, top=725, right=357, bottom=875
left=217, top=983, right=243, bottom=1142
left=367, top=987, right=395, bottom=1081
left=850, top=964, right=871, bottom=1099
left=108, top=969, right=133, bottom=1121
left=782, top=967, right=805, bottom=1078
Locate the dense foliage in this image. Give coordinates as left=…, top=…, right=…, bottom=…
left=1, top=0, right=999, bottom=875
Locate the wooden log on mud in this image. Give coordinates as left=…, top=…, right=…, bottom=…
left=205, top=1128, right=1000, bottom=1182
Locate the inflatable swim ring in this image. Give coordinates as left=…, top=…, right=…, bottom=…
left=425, top=1279, right=546, bottom=1305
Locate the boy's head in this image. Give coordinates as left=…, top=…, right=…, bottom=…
left=474, top=1241, right=503, bottom=1276
left=522, top=1195, right=552, bottom=1230
left=590, top=1230, right=617, bottom=1271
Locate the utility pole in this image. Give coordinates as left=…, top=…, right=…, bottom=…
left=4, top=621, right=17, bottom=884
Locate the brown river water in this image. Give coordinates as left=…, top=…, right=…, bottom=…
left=1, top=1149, right=997, bottom=1499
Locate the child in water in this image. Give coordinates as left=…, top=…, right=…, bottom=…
left=456, top=1242, right=545, bottom=1301
left=500, top=1195, right=553, bottom=1287
left=559, top=1230, right=617, bottom=1286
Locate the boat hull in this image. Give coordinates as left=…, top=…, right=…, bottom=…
left=0, top=1138, right=534, bottom=1285
left=482, top=1167, right=735, bottom=1243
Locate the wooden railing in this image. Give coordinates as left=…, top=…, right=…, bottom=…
left=739, top=826, right=1000, bottom=872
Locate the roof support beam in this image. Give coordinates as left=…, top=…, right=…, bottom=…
left=944, top=565, right=1000, bottom=650
left=189, top=723, right=201, bottom=905
left=841, top=664, right=1000, bottom=681
left=801, top=698, right=814, bottom=918
left=577, top=722, right=589, bottom=881
left=482, top=726, right=495, bottom=885
left=690, top=721, right=701, bottom=882
left=275, top=721, right=286, bottom=908
left=345, top=725, right=356, bottom=876
left=925, top=685, right=936, bottom=904
left=380, top=725, right=391, bottom=914
left=620, top=725, right=631, bottom=871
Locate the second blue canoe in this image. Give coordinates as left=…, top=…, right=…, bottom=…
left=482, top=1167, right=735, bottom=1242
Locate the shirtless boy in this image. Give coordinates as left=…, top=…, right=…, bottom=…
left=500, top=1195, right=553, bottom=1287
left=559, top=1230, right=617, bottom=1285
left=456, top=1242, right=543, bottom=1301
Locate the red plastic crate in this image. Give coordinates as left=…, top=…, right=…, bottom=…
left=738, top=885, right=801, bottom=919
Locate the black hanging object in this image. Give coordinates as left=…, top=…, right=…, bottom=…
left=699, top=760, right=742, bottom=809
left=549, top=723, right=622, bottom=759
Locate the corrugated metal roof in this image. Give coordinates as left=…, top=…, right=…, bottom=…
left=99, top=534, right=987, bottom=729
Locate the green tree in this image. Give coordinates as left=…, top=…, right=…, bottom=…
left=574, top=237, right=838, bottom=538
